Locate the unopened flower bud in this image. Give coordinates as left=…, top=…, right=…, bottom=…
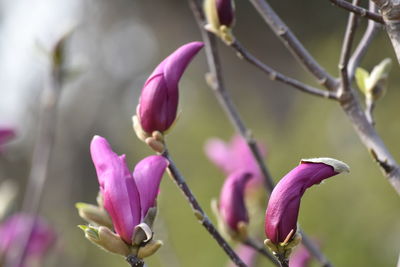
left=204, top=0, right=235, bottom=44
left=216, top=170, right=252, bottom=240
left=265, top=158, right=349, bottom=246
left=137, top=42, right=204, bottom=134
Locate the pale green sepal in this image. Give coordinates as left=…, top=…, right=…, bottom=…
left=355, top=67, right=369, bottom=95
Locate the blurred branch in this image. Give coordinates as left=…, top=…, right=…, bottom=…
left=188, top=1, right=335, bottom=266
left=248, top=0, right=338, bottom=91
left=247, top=0, right=400, bottom=194
left=231, top=40, right=339, bottom=100
left=126, top=255, right=145, bottom=267
left=338, top=0, right=360, bottom=96
left=5, top=32, right=70, bottom=267
left=348, top=2, right=381, bottom=79
left=330, top=0, right=384, bottom=24
left=371, top=0, right=400, bottom=64
left=243, top=238, right=280, bottom=266
left=162, top=148, right=247, bottom=267
left=189, top=0, right=275, bottom=193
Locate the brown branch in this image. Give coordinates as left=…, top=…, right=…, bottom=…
left=330, top=0, right=384, bottom=24
left=188, top=1, right=336, bottom=266
left=248, top=0, right=338, bottom=91
left=231, top=40, right=339, bottom=100
left=189, top=0, right=275, bottom=193
left=243, top=238, right=280, bottom=266
left=338, top=0, right=360, bottom=96
left=348, top=2, right=381, bottom=79
left=248, top=0, right=400, bottom=195
left=162, top=149, right=247, bottom=267
left=371, top=0, right=400, bottom=65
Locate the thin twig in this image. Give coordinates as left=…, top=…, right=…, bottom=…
left=338, top=0, right=360, bottom=96
left=330, top=0, right=384, bottom=24
left=231, top=40, right=339, bottom=100
left=126, top=255, right=145, bottom=267
left=162, top=148, right=247, bottom=267
left=243, top=238, right=280, bottom=266
left=299, top=229, right=331, bottom=267
left=249, top=0, right=400, bottom=195
left=189, top=0, right=275, bottom=193
left=348, top=2, right=381, bottom=79
left=248, top=0, right=338, bottom=90
left=189, top=1, right=336, bottom=266
left=4, top=36, right=67, bottom=267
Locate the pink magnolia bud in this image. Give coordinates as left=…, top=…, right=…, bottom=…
left=217, top=0, right=235, bottom=27
left=205, top=135, right=266, bottom=186
left=0, top=213, right=56, bottom=266
left=138, top=42, right=204, bottom=134
left=265, top=158, right=349, bottom=244
left=227, top=244, right=257, bottom=267
left=289, top=244, right=312, bottom=267
left=219, top=170, right=253, bottom=231
left=90, top=136, right=168, bottom=244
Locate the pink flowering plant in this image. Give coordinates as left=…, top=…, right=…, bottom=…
left=5, top=0, right=398, bottom=266
left=76, top=136, right=168, bottom=264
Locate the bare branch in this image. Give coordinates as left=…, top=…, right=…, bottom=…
left=330, top=0, right=384, bottom=24
left=348, top=2, right=381, bottom=79
left=162, top=149, right=247, bottom=267
left=231, top=40, right=339, bottom=100
left=189, top=0, right=275, bottom=193
left=339, top=0, right=360, bottom=96
left=247, top=0, right=338, bottom=91
left=243, top=238, right=280, bottom=266
left=371, top=0, right=400, bottom=65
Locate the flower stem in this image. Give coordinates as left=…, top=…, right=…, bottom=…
left=162, top=148, right=247, bottom=267
left=126, top=255, right=145, bottom=267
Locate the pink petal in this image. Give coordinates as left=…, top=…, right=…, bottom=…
left=133, top=155, right=168, bottom=219
left=90, top=136, right=141, bottom=243
left=265, top=159, right=348, bottom=244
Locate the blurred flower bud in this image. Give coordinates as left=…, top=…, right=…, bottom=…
left=205, top=135, right=266, bottom=188
left=87, top=136, right=168, bottom=256
left=214, top=170, right=252, bottom=240
left=265, top=158, right=349, bottom=248
left=204, top=0, right=235, bottom=44
left=289, top=244, right=312, bottom=267
left=0, top=213, right=56, bottom=267
left=355, top=58, right=392, bottom=101
left=227, top=244, right=257, bottom=267
left=136, top=42, right=204, bottom=135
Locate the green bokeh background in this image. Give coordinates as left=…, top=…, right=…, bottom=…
left=1, top=0, right=399, bottom=266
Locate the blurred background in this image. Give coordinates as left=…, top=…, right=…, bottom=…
left=0, top=0, right=399, bottom=266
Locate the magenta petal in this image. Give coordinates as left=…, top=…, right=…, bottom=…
left=90, top=136, right=141, bottom=243
left=227, top=244, right=257, bottom=267
left=219, top=170, right=253, bottom=231
left=133, top=155, right=168, bottom=219
left=139, top=75, right=169, bottom=132
left=205, top=135, right=267, bottom=186
left=216, top=0, right=235, bottom=27
left=0, top=213, right=56, bottom=263
left=289, top=244, right=312, bottom=267
left=163, top=42, right=204, bottom=91
left=265, top=160, right=347, bottom=244
left=138, top=42, right=204, bottom=133
left=204, top=138, right=233, bottom=174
